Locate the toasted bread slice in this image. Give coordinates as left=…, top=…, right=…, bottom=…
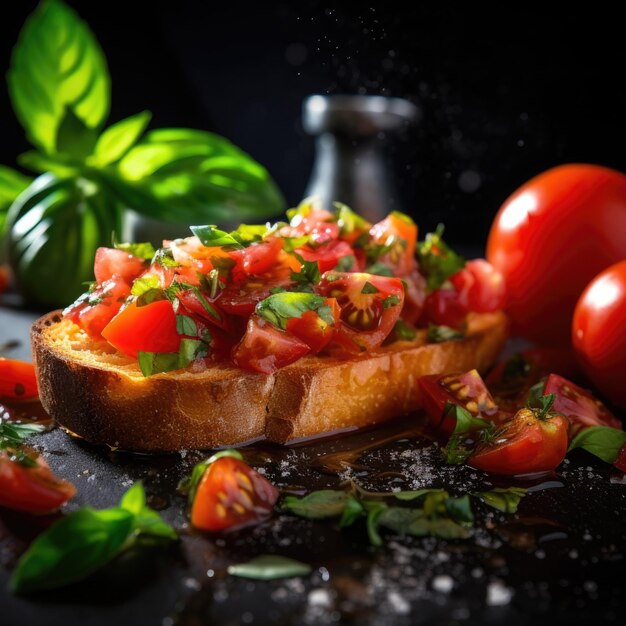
left=32, top=311, right=508, bottom=451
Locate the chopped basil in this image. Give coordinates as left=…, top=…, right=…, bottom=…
left=365, top=262, right=394, bottom=277
left=475, top=487, right=528, bottom=513
left=190, top=225, right=243, bottom=249
left=394, top=488, right=446, bottom=501
left=151, top=247, right=180, bottom=268
left=130, top=274, right=160, bottom=297
left=175, top=314, right=197, bottom=336
left=113, top=240, right=156, bottom=260
left=417, top=224, right=466, bottom=291
left=291, top=256, right=321, bottom=287
left=334, top=201, right=370, bottom=238
left=0, top=422, right=45, bottom=449
left=282, top=490, right=349, bottom=519
left=339, top=495, right=365, bottom=527
left=391, top=319, right=417, bottom=341
left=138, top=338, right=207, bottom=377
left=135, top=287, right=167, bottom=307
left=256, top=292, right=334, bottom=330
left=441, top=433, right=473, bottom=465
left=230, top=223, right=269, bottom=245
left=427, top=324, right=464, bottom=343
left=361, top=281, right=380, bottom=295
left=445, top=403, right=495, bottom=436
left=191, top=287, right=221, bottom=321
left=227, top=555, right=312, bottom=580
left=568, top=426, right=626, bottom=463
left=334, top=255, right=356, bottom=272
left=383, top=294, right=401, bottom=308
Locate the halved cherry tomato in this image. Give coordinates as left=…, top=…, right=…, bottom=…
left=0, top=452, right=76, bottom=514
left=468, top=407, right=569, bottom=475
left=232, top=317, right=310, bottom=374
left=419, top=370, right=501, bottom=434
left=295, top=240, right=356, bottom=273
left=317, top=272, right=404, bottom=354
left=0, top=359, right=38, bottom=400
left=94, top=247, right=147, bottom=284
left=191, top=456, right=279, bottom=532
left=102, top=299, right=181, bottom=358
left=285, top=298, right=341, bottom=353
left=422, top=287, right=467, bottom=328
left=229, top=237, right=283, bottom=276
left=450, top=259, right=506, bottom=313
left=486, top=349, right=582, bottom=412
left=368, top=212, right=418, bottom=276
left=544, top=374, right=622, bottom=433
left=63, top=277, right=132, bottom=339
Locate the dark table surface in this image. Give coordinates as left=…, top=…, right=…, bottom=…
left=1, top=304, right=625, bottom=626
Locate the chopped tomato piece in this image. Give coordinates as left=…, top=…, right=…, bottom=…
left=0, top=452, right=76, bottom=514
left=232, top=317, right=310, bottom=374
left=400, top=269, right=427, bottom=324
left=317, top=272, right=404, bottom=354
left=0, top=359, right=38, bottom=400
left=422, top=287, right=468, bottom=328
left=229, top=237, right=283, bottom=276
left=419, top=370, right=501, bottom=435
left=544, top=374, right=622, bottom=433
left=191, top=455, right=279, bottom=532
left=285, top=298, right=341, bottom=354
left=102, top=299, right=181, bottom=358
left=283, top=205, right=339, bottom=245
left=450, top=259, right=506, bottom=313
left=295, top=240, right=356, bottom=273
left=368, top=212, right=418, bottom=276
left=469, top=407, right=569, bottom=475
left=0, top=265, right=10, bottom=294
left=177, top=288, right=231, bottom=332
left=63, top=277, right=132, bottom=339
left=94, top=247, right=147, bottom=284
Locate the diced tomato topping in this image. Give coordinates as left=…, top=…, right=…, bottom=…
left=450, top=259, right=506, bottom=313
left=228, top=237, right=283, bottom=277
left=368, top=212, right=418, bottom=276
left=94, top=247, right=147, bottom=284
left=0, top=359, right=38, bottom=400
left=295, top=239, right=356, bottom=273
left=285, top=298, right=341, bottom=354
left=422, top=287, right=468, bottom=328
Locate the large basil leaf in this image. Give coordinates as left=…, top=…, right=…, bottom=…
left=115, top=128, right=285, bottom=223
left=90, top=111, right=152, bottom=167
left=0, top=166, right=32, bottom=233
left=6, top=173, right=121, bottom=307
left=7, top=0, right=110, bottom=154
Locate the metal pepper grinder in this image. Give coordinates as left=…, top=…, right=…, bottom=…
left=303, top=95, right=420, bottom=222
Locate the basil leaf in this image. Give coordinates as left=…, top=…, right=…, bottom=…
left=91, top=111, right=152, bottom=167
left=8, top=0, right=110, bottom=154
left=394, top=488, right=446, bottom=502
left=391, top=319, right=417, bottom=342
left=339, top=495, right=365, bottom=528
left=427, top=324, right=464, bottom=343
left=445, top=403, right=494, bottom=436
left=525, top=380, right=546, bottom=407
left=282, top=490, right=349, bottom=519
left=121, top=483, right=177, bottom=540
left=0, top=422, right=46, bottom=449
left=442, top=433, right=472, bottom=465
left=113, top=240, right=156, bottom=260
left=119, top=482, right=146, bottom=515
left=0, top=166, right=31, bottom=233
left=528, top=393, right=555, bottom=420
left=365, top=501, right=387, bottom=547
left=117, top=129, right=284, bottom=223
left=227, top=555, right=311, bottom=580
left=334, top=255, right=356, bottom=272
left=361, top=281, right=380, bottom=295
left=137, top=338, right=206, bottom=377
left=568, top=426, right=626, bottom=463
left=176, top=314, right=197, bottom=336
left=6, top=173, right=121, bottom=307
left=366, top=262, right=394, bottom=277
left=9, top=508, right=135, bottom=593
left=291, top=257, right=321, bottom=287
left=55, top=108, right=98, bottom=160
left=230, top=224, right=269, bottom=245
left=191, top=287, right=221, bottom=321
left=383, top=294, right=401, bottom=308
left=190, top=225, right=242, bottom=248
left=256, top=292, right=330, bottom=330
left=444, top=495, right=474, bottom=525
left=417, top=225, right=465, bottom=292
left=334, top=201, right=370, bottom=238
left=131, top=275, right=160, bottom=297
left=475, top=487, right=528, bottom=513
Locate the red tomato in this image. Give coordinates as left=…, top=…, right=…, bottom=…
left=400, top=269, right=427, bottom=324
left=419, top=370, right=501, bottom=434
left=102, top=300, right=181, bottom=358
left=63, top=277, right=131, bottom=339
left=615, top=445, right=626, bottom=472
left=232, top=317, right=310, bottom=374
left=317, top=272, right=404, bottom=354
left=285, top=298, right=341, bottom=353
left=177, top=289, right=231, bottom=332
left=487, top=164, right=626, bottom=347
left=0, top=265, right=10, bottom=294
left=572, top=260, right=626, bottom=409
left=94, top=247, right=147, bottom=284
left=486, top=349, right=582, bottom=412
left=229, top=237, right=283, bottom=276
left=0, top=452, right=76, bottom=514
left=422, top=288, right=467, bottom=328
left=544, top=373, right=622, bottom=432
left=0, top=359, right=38, bottom=400
left=450, top=259, right=506, bottom=313
left=368, top=212, right=418, bottom=276
left=283, top=206, right=339, bottom=245
left=191, top=456, right=279, bottom=532
left=469, top=408, right=569, bottom=475
left=295, top=240, right=356, bottom=273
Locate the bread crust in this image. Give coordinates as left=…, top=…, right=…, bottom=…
left=32, top=311, right=508, bottom=451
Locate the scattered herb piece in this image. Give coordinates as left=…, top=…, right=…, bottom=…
left=334, top=255, right=356, bottom=272
left=390, top=319, right=417, bottom=342
left=394, top=488, right=446, bottom=501
left=383, top=294, right=401, bottom=308
left=365, top=262, right=394, bottom=277
left=475, top=487, right=528, bottom=513
left=416, top=225, right=466, bottom=291
left=446, top=403, right=495, bottom=436
left=361, top=281, right=380, bottom=295
left=113, top=240, right=155, bottom=260
left=227, top=555, right=312, bottom=580
left=130, top=275, right=160, bottom=297
left=441, top=434, right=473, bottom=465
left=282, top=490, right=349, bottom=519
left=568, top=426, right=626, bottom=464
left=256, top=292, right=333, bottom=330
left=190, top=225, right=243, bottom=249
left=427, top=324, right=464, bottom=343
left=339, top=495, right=365, bottom=527
left=137, top=338, right=207, bottom=377
left=291, top=256, right=321, bottom=288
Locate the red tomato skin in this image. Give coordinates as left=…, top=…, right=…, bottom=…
left=229, top=237, right=283, bottom=276
left=0, top=358, right=38, bottom=400
left=295, top=240, right=356, bottom=273
left=469, top=409, right=569, bottom=475
left=285, top=298, right=341, bottom=354
left=422, top=288, right=468, bottom=328
left=0, top=453, right=76, bottom=514
left=94, top=248, right=147, bottom=284
left=615, top=445, right=626, bottom=472
left=572, top=260, right=626, bottom=409
left=369, top=212, right=417, bottom=276
left=544, top=374, right=622, bottom=431
left=102, top=300, right=181, bottom=358
left=487, top=164, right=626, bottom=347
left=0, top=265, right=10, bottom=294
left=450, top=259, right=506, bottom=313
left=232, top=317, right=310, bottom=374
left=191, top=456, right=279, bottom=532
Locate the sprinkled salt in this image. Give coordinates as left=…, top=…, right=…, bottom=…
left=432, top=574, right=454, bottom=594
left=486, top=580, right=513, bottom=606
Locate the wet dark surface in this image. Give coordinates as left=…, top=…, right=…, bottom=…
left=1, top=309, right=625, bottom=626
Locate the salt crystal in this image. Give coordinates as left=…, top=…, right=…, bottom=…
left=486, top=580, right=513, bottom=606
left=432, top=575, right=454, bottom=594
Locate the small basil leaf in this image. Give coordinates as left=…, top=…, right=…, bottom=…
left=361, top=281, right=379, bottom=295
left=427, top=324, right=464, bottom=343
left=334, top=255, right=356, bottom=272
left=131, top=275, right=160, bottom=297
left=334, top=201, right=371, bottom=238
left=113, top=240, right=156, bottom=260
left=176, top=314, right=197, bottom=336
left=137, top=338, right=206, bottom=377
left=91, top=111, right=152, bottom=167
left=190, top=225, right=242, bottom=248
left=383, top=294, right=401, bottom=308
left=291, top=255, right=321, bottom=287
left=256, top=292, right=330, bottom=330
left=474, top=487, right=528, bottom=514
left=446, top=403, right=494, bottom=436
left=394, top=488, right=446, bottom=502
left=0, top=422, right=46, bottom=448
left=391, top=319, right=417, bottom=342
left=365, top=262, right=394, bottom=277
left=227, top=555, right=312, bottom=580
left=119, top=482, right=146, bottom=516
left=364, top=501, right=387, bottom=547
left=282, top=490, right=348, bottom=519
left=339, top=495, right=365, bottom=528
left=568, top=426, right=626, bottom=463
left=417, top=225, right=466, bottom=292
left=444, top=495, right=474, bottom=525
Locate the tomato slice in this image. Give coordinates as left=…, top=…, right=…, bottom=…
left=317, top=272, right=404, bottom=354
left=544, top=374, right=622, bottom=433
left=232, top=317, right=310, bottom=374
left=468, top=408, right=569, bottom=475
left=94, top=247, right=147, bottom=284
left=285, top=297, right=341, bottom=354
left=419, top=370, right=501, bottom=434
left=0, top=452, right=76, bottom=514
left=368, top=212, right=418, bottom=276
left=191, top=456, right=279, bottom=532
left=0, top=359, right=38, bottom=400
left=294, top=240, right=356, bottom=273
left=228, top=237, right=283, bottom=276
left=102, top=299, right=181, bottom=358
left=64, top=277, right=132, bottom=339
left=450, top=259, right=506, bottom=313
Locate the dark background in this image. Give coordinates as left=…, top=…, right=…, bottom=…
left=1, top=1, right=625, bottom=246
